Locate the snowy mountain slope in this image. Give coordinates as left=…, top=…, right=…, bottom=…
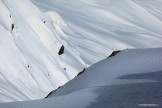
left=0, top=0, right=162, bottom=102
left=133, top=0, right=162, bottom=21
left=0, top=0, right=86, bottom=102
left=31, top=0, right=162, bottom=50
left=46, top=48, right=162, bottom=98
left=0, top=48, right=162, bottom=108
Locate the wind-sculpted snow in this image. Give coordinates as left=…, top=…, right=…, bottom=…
left=0, top=48, right=162, bottom=108
left=0, top=0, right=86, bottom=102
left=0, top=0, right=162, bottom=102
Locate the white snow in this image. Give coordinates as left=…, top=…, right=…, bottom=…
left=0, top=0, right=162, bottom=102
left=52, top=48, right=162, bottom=97
left=0, top=48, right=162, bottom=108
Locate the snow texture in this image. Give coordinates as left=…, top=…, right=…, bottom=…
left=0, top=0, right=162, bottom=102
left=0, top=48, right=162, bottom=108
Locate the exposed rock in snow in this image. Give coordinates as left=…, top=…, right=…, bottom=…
left=44, top=86, right=61, bottom=99
left=58, top=45, right=64, bottom=55
left=77, top=68, right=86, bottom=76
left=108, top=50, right=121, bottom=58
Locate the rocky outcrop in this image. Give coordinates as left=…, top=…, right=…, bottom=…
left=58, top=45, right=64, bottom=55
left=108, top=50, right=121, bottom=58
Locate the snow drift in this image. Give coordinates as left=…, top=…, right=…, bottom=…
left=0, top=0, right=162, bottom=102
left=0, top=48, right=162, bottom=108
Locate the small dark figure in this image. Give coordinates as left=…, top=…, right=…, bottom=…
left=28, top=65, right=29, bottom=68
left=58, top=45, right=64, bottom=55
left=77, top=68, right=86, bottom=76
left=63, top=68, right=66, bottom=70
left=10, top=14, right=11, bottom=17
left=108, top=50, right=121, bottom=58
left=43, top=21, right=46, bottom=23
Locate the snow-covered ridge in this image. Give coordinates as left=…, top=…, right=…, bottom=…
left=0, top=47, right=162, bottom=108
left=0, top=0, right=162, bottom=102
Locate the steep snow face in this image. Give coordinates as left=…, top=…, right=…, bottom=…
left=0, top=0, right=162, bottom=102
left=31, top=0, right=162, bottom=49
left=133, top=0, right=162, bottom=21
left=0, top=0, right=86, bottom=102
left=0, top=48, right=162, bottom=108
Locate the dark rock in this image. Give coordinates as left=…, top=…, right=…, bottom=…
left=108, top=50, right=121, bottom=58
left=11, top=24, right=14, bottom=31
left=44, top=91, right=54, bottom=98
left=58, top=45, right=64, bottom=55
left=44, top=86, right=61, bottom=98
left=77, top=68, right=86, bottom=76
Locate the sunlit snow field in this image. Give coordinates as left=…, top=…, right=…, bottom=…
left=0, top=0, right=162, bottom=107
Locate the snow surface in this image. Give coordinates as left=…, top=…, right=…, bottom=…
left=0, top=48, right=162, bottom=108
left=0, top=0, right=162, bottom=102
